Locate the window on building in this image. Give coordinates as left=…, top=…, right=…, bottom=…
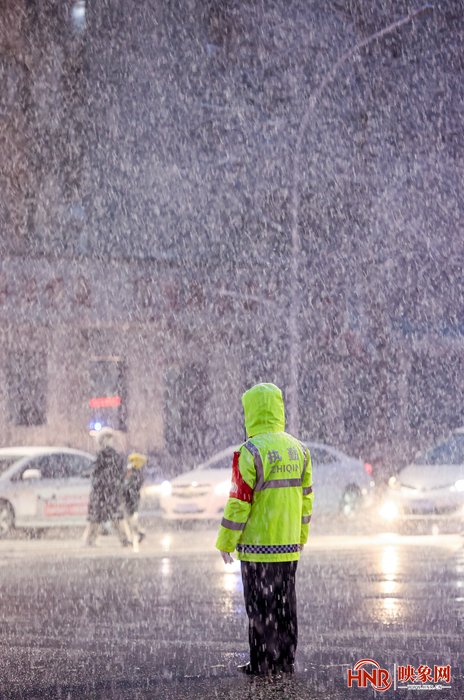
left=88, top=358, right=127, bottom=431
left=8, top=346, right=47, bottom=426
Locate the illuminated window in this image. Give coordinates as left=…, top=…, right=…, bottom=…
left=88, top=358, right=127, bottom=431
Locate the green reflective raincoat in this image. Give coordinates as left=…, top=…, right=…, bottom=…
left=215, top=383, right=314, bottom=562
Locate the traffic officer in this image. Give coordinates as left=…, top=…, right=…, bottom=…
left=216, top=382, right=313, bottom=676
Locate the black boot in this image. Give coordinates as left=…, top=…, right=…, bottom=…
left=237, top=663, right=257, bottom=675
left=281, top=662, right=295, bottom=674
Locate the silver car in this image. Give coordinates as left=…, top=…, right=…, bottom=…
left=379, top=428, right=464, bottom=530
left=159, top=441, right=375, bottom=521
left=0, top=447, right=95, bottom=536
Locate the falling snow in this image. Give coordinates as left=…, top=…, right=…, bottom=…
left=0, top=1, right=463, bottom=698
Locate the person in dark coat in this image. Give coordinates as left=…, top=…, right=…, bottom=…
left=122, top=452, right=147, bottom=552
left=83, top=428, right=131, bottom=547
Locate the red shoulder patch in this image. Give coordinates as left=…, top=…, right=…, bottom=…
left=229, top=451, right=253, bottom=503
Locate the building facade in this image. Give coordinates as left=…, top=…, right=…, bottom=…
left=1, top=0, right=463, bottom=471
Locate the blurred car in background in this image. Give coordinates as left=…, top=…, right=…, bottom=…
left=159, top=442, right=375, bottom=521
left=0, top=447, right=94, bottom=537
left=308, top=442, right=375, bottom=517
left=0, top=446, right=161, bottom=537
left=379, top=428, right=464, bottom=531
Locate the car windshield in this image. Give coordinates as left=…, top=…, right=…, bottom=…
left=205, top=455, right=233, bottom=470
left=418, top=434, right=464, bottom=465
left=310, top=448, right=334, bottom=465
left=0, top=457, right=24, bottom=475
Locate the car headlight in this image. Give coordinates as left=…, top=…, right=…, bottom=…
left=379, top=500, right=400, bottom=521
left=143, top=483, right=161, bottom=497
left=453, top=479, right=464, bottom=492
left=388, top=476, right=400, bottom=489
left=159, top=480, right=172, bottom=497
left=214, top=480, right=231, bottom=497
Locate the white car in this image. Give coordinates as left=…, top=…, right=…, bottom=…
left=0, top=446, right=161, bottom=537
left=159, top=442, right=375, bottom=521
left=379, top=428, right=464, bottom=529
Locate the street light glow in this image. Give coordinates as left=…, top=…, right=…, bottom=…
left=71, top=1, right=86, bottom=31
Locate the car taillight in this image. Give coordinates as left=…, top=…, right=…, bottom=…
left=364, top=462, right=373, bottom=476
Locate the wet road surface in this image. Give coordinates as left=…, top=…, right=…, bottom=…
left=0, top=525, right=463, bottom=699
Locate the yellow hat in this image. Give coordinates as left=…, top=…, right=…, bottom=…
left=128, top=452, right=147, bottom=470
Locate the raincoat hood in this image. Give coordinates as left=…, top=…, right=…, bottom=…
left=242, top=383, right=285, bottom=438
left=97, top=427, right=115, bottom=450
